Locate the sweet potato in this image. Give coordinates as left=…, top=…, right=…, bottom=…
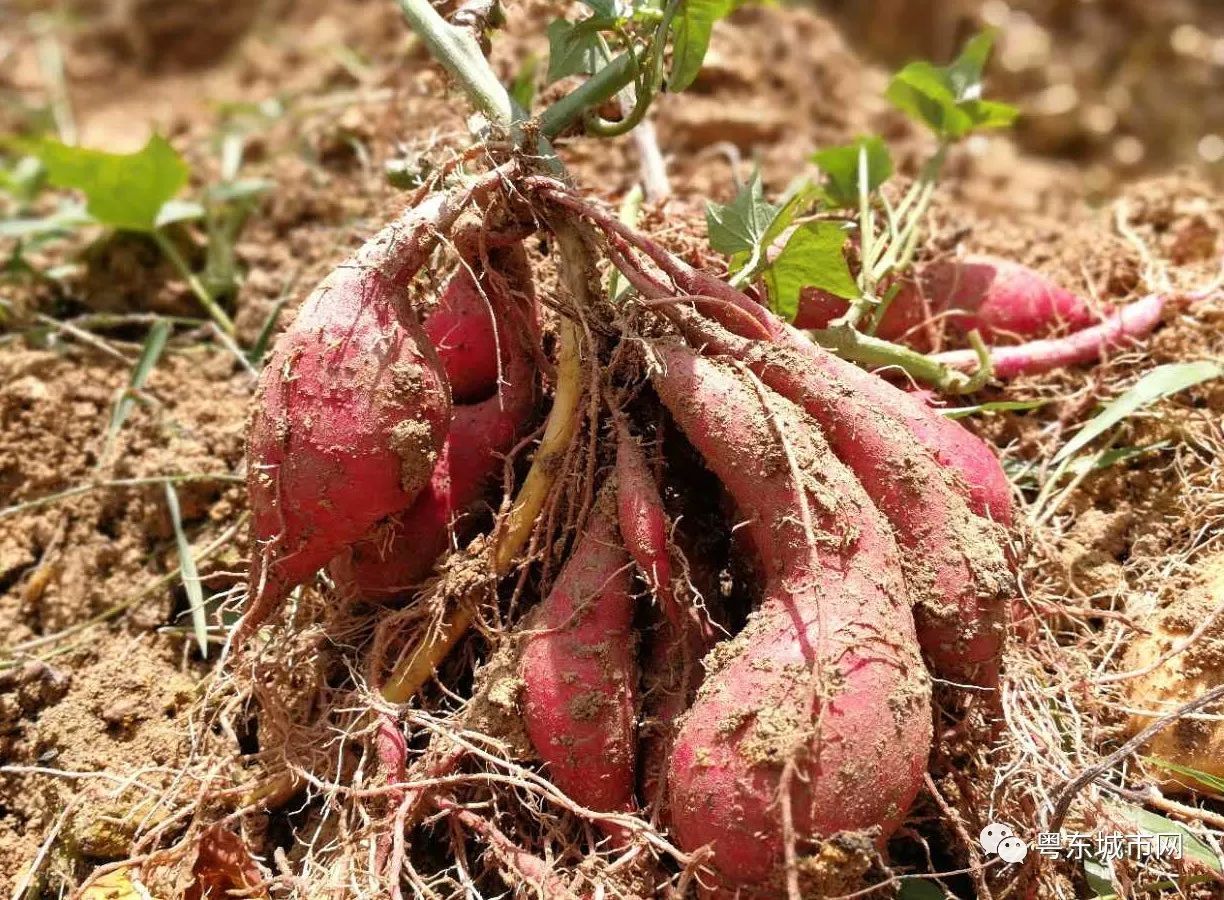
left=424, top=264, right=501, bottom=403
left=795, top=255, right=1097, bottom=348
left=665, top=306, right=1013, bottom=690
left=652, top=343, right=931, bottom=890
left=616, top=422, right=715, bottom=809
left=519, top=487, right=637, bottom=818
left=930, top=292, right=1167, bottom=379
left=241, top=202, right=459, bottom=643
left=331, top=244, right=539, bottom=597
left=572, top=196, right=1014, bottom=525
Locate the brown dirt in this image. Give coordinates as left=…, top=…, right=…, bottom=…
left=2, top=1, right=1223, bottom=898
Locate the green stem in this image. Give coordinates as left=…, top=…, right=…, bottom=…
left=811, top=324, right=990, bottom=394
left=153, top=230, right=236, bottom=336
left=538, top=52, right=640, bottom=140
left=393, top=0, right=516, bottom=130
left=840, top=145, right=878, bottom=329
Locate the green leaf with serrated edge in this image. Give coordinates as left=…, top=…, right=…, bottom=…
left=669, top=0, right=733, bottom=92
left=765, top=220, right=856, bottom=321
left=705, top=171, right=778, bottom=256
left=941, top=398, right=1048, bottom=418
left=885, top=31, right=1018, bottom=139
left=811, top=137, right=893, bottom=208
left=164, top=482, right=209, bottom=657
left=546, top=18, right=605, bottom=83
left=1148, top=758, right=1224, bottom=795
left=21, top=134, right=190, bottom=233
left=1104, top=801, right=1222, bottom=874
left=1054, top=361, right=1224, bottom=464
left=897, top=881, right=946, bottom=900
left=763, top=177, right=819, bottom=247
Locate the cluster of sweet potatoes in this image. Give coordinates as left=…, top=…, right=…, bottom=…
left=238, top=169, right=1040, bottom=894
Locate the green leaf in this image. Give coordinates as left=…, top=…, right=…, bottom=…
left=705, top=171, right=778, bottom=257
left=154, top=199, right=206, bottom=228
left=581, top=0, right=620, bottom=17
left=1083, top=857, right=1116, bottom=897
left=947, top=31, right=995, bottom=101
left=0, top=203, right=93, bottom=239
left=811, top=136, right=893, bottom=208
left=897, top=881, right=946, bottom=900
left=164, top=482, right=209, bottom=657
left=609, top=184, right=644, bottom=301
left=764, top=220, right=856, bottom=320
left=941, top=398, right=1048, bottom=419
left=885, top=31, right=1018, bottom=139
left=1105, top=801, right=1222, bottom=874
left=546, top=18, right=605, bottom=83
left=21, top=134, right=190, bottom=233
left=104, top=319, right=171, bottom=456
left=0, top=155, right=46, bottom=206
left=669, top=0, right=733, bottom=92
left=1147, top=758, right=1224, bottom=796
left=509, top=53, right=540, bottom=111
left=1053, top=361, right=1224, bottom=464
left=1064, top=442, right=1169, bottom=476
left=205, top=178, right=272, bottom=205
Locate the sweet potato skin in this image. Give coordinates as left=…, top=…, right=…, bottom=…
left=652, top=344, right=931, bottom=888
left=669, top=311, right=1013, bottom=689
left=520, top=490, right=637, bottom=816
left=424, top=266, right=501, bottom=403
left=243, top=242, right=451, bottom=637
left=778, top=323, right=1014, bottom=526
left=332, top=244, right=539, bottom=597
left=796, top=256, right=1096, bottom=348
left=931, top=292, right=1166, bottom=379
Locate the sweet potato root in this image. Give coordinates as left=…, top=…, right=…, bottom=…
left=666, top=306, right=1013, bottom=689
left=519, top=488, right=638, bottom=819
left=652, top=343, right=932, bottom=889
left=331, top=243, right=539, bottom=598
left=930, top=292, right=1167, bottom=379
left=572, top=195, right=1014, bottom=525
left=796, top=255, right=1096, bottom=348
left=242, top=207, right=456, bottom=643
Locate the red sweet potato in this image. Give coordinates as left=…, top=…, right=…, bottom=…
left=615, top=422, right=715, bottom=810
left=666, top=306, right=1013, bottom=690
left=424, top=265, right=501, bottom=403
left=585, top=205, right=1014, bottom=525
left=930, top=292, right=1167, bottom=379
left=241, top=203, right=458, bottom=643
left=795, top=255, right=1097, bottom=348
left=519, top=488, right=637, bottom=818
left=331, top=243, right=539, bottom=598
left=650, top=343, right=931, bottom=889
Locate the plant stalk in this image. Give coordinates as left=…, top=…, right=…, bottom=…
left=153, top=230, right=236, bottom=335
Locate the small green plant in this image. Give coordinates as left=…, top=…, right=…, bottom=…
left=703, top=31, right=1018, bottom=391
left=2, top=133, right=269, bottom=336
